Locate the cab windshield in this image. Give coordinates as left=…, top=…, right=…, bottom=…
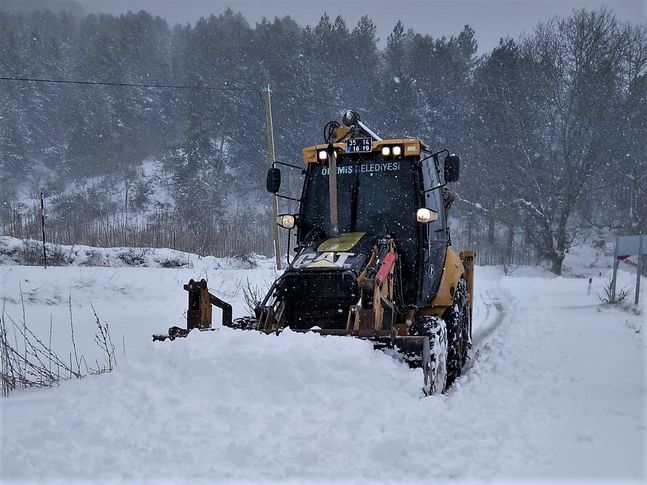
left=300, top=157, right=418, bottom=239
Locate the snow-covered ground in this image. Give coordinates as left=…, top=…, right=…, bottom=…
left=0, top=245, right=645, bottom=483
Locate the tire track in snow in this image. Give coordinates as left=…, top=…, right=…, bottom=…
left=472, top=291, right=505, bottom=347
left=472, top=286, right=505, bottom=348
left=459, top=275, right=507, bottom=382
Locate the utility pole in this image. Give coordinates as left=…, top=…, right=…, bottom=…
left=40, top=192, right=47, bottom=269
left=610, top=235, right=619, bottom=303
left=262, top=85, right=281, bottom=270
left=635, top=236, right=643, bottom=305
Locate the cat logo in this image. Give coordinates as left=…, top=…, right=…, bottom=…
left=292, top=252, right=355, bottom=269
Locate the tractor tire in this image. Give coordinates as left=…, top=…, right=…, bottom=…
left=411, top=315, right=448, bottom=395
left=444, top=278, right=470, bottom=387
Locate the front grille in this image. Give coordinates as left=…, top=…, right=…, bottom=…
left=278, top=270, right=358, bottom=330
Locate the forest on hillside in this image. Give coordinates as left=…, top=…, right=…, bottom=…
left=0, top=4, right=645, bottom=273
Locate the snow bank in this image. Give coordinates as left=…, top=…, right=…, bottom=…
left=1, top=256, right=645, bottom=482
left=2, top=328, right=424, bottom=481
left=0, top=236, right=266, bottom=270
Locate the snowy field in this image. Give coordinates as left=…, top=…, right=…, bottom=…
left=0, top=242, right=645, bottom=483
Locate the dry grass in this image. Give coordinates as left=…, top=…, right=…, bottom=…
left=1, top=291, right=117, bottom=397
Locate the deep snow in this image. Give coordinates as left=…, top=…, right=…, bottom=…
left=0, top=245, right=645, bottom=483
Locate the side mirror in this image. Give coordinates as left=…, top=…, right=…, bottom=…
left=266, top=168, right=281, bottom=193
left=444, top=154, right=460, bottom=183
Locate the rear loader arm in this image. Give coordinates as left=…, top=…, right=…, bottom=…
left=153, top=279, right=232, bottom=342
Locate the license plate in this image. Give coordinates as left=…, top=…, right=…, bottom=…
left=346, top=138, right=372, bottom=153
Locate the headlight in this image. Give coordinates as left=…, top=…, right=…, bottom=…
left=318, top=150, right=327, bottom=161
left=381, top=146, right=391, bottom=156
left=416, top=208, right=439, bottom=223
left=392, top=145, right=402, bottom=156
left=277, top=214, right=296, bottom=229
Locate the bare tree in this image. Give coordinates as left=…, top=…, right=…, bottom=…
left=473, top=9, right=642, bottom=274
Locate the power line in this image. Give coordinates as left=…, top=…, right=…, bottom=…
left=0, top=75, right=373, bottom=116
left=272, top=90, right=347, bottom=111
left=272, top=89, right=374, bottom=116
left=0, top=75, right=259, bottom=92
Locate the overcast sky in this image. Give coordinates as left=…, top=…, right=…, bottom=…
left=77, top=0, right=646, bottom=52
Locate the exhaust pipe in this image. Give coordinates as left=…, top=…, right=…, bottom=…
left=326, top=143, right=339, bottom=236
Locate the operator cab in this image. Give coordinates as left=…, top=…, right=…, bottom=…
left=268, top=112, right=460, bottom=311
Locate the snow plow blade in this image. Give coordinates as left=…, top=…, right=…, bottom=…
left=153, top=279, right=232, bottom=342
left=155, top=279, right=435, bottom=387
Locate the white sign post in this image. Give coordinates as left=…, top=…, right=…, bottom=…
left=611, top=234, right=647, bottom=304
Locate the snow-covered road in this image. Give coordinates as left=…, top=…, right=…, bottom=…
left=1, top=262, right=644, bottom=483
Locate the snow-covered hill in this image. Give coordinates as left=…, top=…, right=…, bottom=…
left=10, top=159, right=175, bottom=222
left=0, top=249, right=644, bottom=482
